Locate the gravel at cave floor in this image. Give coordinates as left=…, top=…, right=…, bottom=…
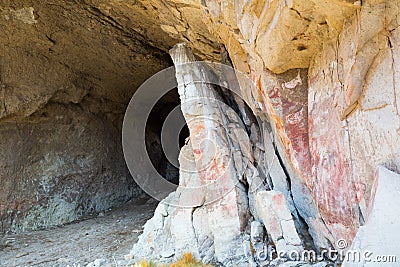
left=0, top=198, right=157, bottom=267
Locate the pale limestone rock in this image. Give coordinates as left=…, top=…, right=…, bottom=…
left=343, top=167, right=400, bottom=267
left=256, top=190, right=304, bottom=254
left=249, top=221, right=264, bottom=261
left=171, top=43, right=250, bottom=265
left=6, top=7, right=37, bottom=24
left=131, top=44, right=252, bottom=265
left=131, top=192, right=178, bottom=262
left=263, top=129, right=297, bottom=216
left=202, top=0, right=358, bottom=73
left=307, top=1, right=400, bottom=243
left=250, top=221, right=264, bottom=244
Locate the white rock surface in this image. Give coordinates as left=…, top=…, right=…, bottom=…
left=343, top=166, right=400, bottom=267
left=131, top=44, right=252, bottom=266
left=256, top=190, right=303, bottom=254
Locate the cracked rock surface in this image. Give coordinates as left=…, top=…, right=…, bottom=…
left=0, top=0, right=174, bottom=232
left=131, top=1, right=400, bottom=265
left=1, top=0, right=400, bottom=266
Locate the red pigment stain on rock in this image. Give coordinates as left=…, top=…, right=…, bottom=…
left=281, top=98, right=312, bottom=179
left=193, top=148, right=202, bottom=155
left=309, top=96, right=359, bottom=240
left=253, top=76, right=292, bottom=150
left=221, top=191, right=240, bottom=217
left=272, top=193, right=284, bottom=206
left=254, top=74, right=312, bottom=181
left=269, top=215, right=282, bottom=237
left=255, top=70, right=361, bottom=241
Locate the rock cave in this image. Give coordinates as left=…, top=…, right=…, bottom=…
left=1, top=0, right=400, bottom=267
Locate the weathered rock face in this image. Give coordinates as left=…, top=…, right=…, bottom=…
left=1, top=0, right=400, bottom=265
left=197, top=0, right=400, bottom=248
left=307, top=0, right=400, bottom=242
left=343, top=166, right=400, bottom=267
left=131, top=0, right=400, bottom=265
left=85, top=0, right=221, bottom=60
left=131, top=44, right=253, bottom=266
left=256, top=190, right=303, bottom=254
left=0, top=104, right=141, bottom=232
left=0, top=0, right=173, bottom=232
left=0, top=1, right=171, bottom=121
left=201, top=0, right=359, bottom=73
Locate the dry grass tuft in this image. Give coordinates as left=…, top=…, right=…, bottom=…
left=133, top=252, right=213, bottom=267
left=133, top=259, right=157, bottom=267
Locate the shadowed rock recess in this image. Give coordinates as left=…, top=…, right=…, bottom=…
left=1, top=0, right=400, bottom=266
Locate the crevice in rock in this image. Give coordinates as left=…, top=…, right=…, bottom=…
left=211, top=45, right=319, bottom=258
left=145, top=88, right=189, bottom=184
left=269, top=133, right=317, bottom=251
left=389, top=34, right=400, bottom=117
left=290, top=8, right=312, bottom=23
left=271, top=142, right=292, bottom=193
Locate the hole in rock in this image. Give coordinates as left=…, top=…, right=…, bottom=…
left=0, top=1, right=192, bottom=264
left=297, top=45, right=307, bottom=51
left=145, top=88, right=190, bottom=185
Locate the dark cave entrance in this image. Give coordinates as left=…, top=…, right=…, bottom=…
left=145, top=88, right=190, bottom=185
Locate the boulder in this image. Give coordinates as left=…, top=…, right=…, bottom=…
left=256, top=190, right=304, bottom=255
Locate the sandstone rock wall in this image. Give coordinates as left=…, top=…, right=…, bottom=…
left=0, top=104, right=141, bottom=233
left=307, top=0, right=400, bottom=241
left=0, top=0, right=171, bottom=232
left=132, top=44, right=253, bottom=265
left=199, top=0, right=400, bottom=246
left=132, top=0, right=400, bottom=265
left=131, top=44, right=309, bottom=266
left=1, top=0, right=400, bottom=265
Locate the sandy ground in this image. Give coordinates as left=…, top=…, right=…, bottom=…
left=0, top=198, right=157, bottom=267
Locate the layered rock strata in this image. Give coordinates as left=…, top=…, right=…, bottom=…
left=133, top=1, right=400, bottom=264
left=1, top=1, right=400, bottom=266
